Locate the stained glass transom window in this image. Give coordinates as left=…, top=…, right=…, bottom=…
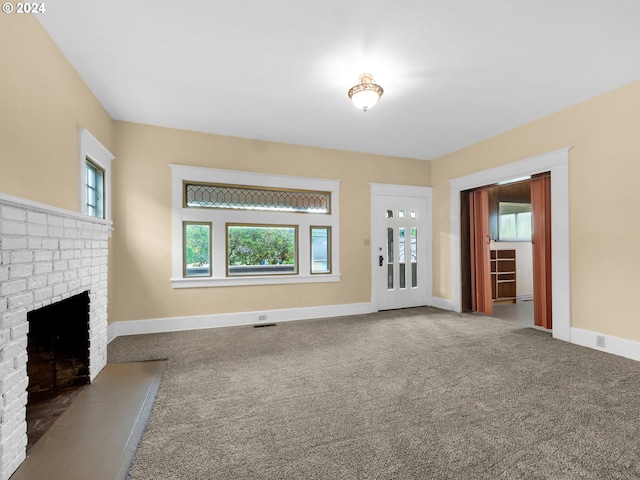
left=185, top=183, right=330, bottom=214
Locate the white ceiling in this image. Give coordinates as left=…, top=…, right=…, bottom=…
left=37, top=1, right=640, bottom=161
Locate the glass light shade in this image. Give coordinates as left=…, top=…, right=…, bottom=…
left=348, top=73, right=384, bottom=111
left=351, top=89, right=381, bottom=111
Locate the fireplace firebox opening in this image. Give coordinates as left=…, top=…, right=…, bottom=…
left=26, top=291, right=91, bottom=450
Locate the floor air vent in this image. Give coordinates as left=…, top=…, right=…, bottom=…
left=254, top=323, right=277, bottom=328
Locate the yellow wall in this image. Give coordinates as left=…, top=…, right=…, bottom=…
left=431, top=81, right=640, bottom=341
left=5, top=16, right=640, bottom=344
left=0, top=15, right=114, bottom=211
left=109, top=121, right=431, bottom=322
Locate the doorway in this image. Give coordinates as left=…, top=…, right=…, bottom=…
left=370, top=184, right=433, bottom=311
left=449, top=148, right=571, bottom=341
left=462, top=176, right=542, bottom=327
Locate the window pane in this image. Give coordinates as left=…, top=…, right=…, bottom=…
left=228, top=225, right=297, bottom=275
left=311, top=227, right=331, bottom=274
left=399, top=227, right=406, bottom=289
left=387, top=227, right=394, bottom=289
left=500, top=213, right=517, bottom=238
left=517, top=212, right=532, bottom=238
left=86, top=160, right=105, bottom=219
left=184, top=223, right=211, bottom=277
left=411, top=227, right=418, bottom=288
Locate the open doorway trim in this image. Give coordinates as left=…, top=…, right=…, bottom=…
left=449, top=147, right=571, bottom=341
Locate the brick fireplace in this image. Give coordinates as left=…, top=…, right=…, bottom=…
left=0, top=193, right=109, bottom=480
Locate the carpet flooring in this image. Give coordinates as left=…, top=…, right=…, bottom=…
left=108, top=307, right=640, bottom=479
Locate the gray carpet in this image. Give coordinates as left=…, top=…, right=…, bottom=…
left=108, top=307, right=640, bottom=479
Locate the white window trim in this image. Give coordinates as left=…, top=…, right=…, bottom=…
left=170, top=165, right=341, bottom=288
left=78, top=128, right=114, bottom=222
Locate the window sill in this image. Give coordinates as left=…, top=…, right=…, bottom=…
left=171, top=273, right=341, bottom=289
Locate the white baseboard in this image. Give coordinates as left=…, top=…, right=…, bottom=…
left=431, top=296, right=454, bottom=311
left=517, top=294, right=534, bottom=301
left=571, top=327, right=640, bottom=362
left=108, top=302, right=375, bottom=343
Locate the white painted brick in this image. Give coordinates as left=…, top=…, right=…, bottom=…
left=8, top=293, right=34, bottom=310
left=26, top=223, right=48, bottom=237
left=82, top=249, right=92, bottom=259
left=27, top=275, right=48, bottom=290
left=60, top=250, right=74, bottom=261
left=64, top=229, right=78, bottom=239
left=0, top=338, right=27, bottom=363
left=13, top=352, right=27, bottom=371
left=33, top=287, right=52, bottom=303
left=34, top=250, right=52, bottom=262
left=68, top=280, right=81, bottom=293
left=68, top=259, right=81, bottom=270
left=47, top=272, right=63, bottom=285
left=48, top=226, right=64, bottom=238
left=0, top=329, right=9, bottom=347
left=1, top=237, right=27, bottom=251
left=0, top=359, right=14, bottom=379
left=9, top=251, right=32, bottom=265
left=0, top=367, right=26, bottom=393
left=27, top=237, right=43, bottom=250
left=2, top=395, right=26, bottom=431
left=0, top=221, right=26, bottom=236
left=33, top=262, right=52, bottom=275
left=47, top=215, right=63, bottom=227
left=53, top=260, right=68, bottom=272
left=63, top=270, right=78, bottom=282
left=8, top=265, right=33, bottom=280
left=0, top=267, right=8, bottom=282
left=0, top=298, right=7, bottom=314
left=2, top=376, right=28, bottom=407
left=41, top=239, right=59, bottom=250
left=63, top=218, right=77, bottom=229
left=52, top=283, right=68, bottom=297
left=0, top=280, right=26, bottom=297
left=9, top=323, right=28, bottom=342
left=80, top=277, right=91, bottom=288
left=73, top=240, right=85, bottom=249
left=0, top=206, right=26, bottom=222
left=26, top=211, right=47, bottom=225
left=58, top=239, right=74, bottom=250
left=52, top=251, right=60, bottom=261
left=0, top=310, right=25, bottom=330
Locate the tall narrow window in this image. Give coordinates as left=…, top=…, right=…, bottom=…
left=79, top=129, right=113, bottom=222
left=86, top=160, right=104, bottom=219
left=184, top=222, right=212, bottom=277
left=310, top=226, right=331, bottom=274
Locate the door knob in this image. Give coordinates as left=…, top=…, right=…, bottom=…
left=379, top=255, right=384, bottom=267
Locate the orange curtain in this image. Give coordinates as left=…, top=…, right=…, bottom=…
left=469, top=189, right=492, bottom=315
left=531, top=175, right=552, bottom=329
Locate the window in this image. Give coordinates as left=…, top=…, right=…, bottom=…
left=79, top=129, right=114, bottom=221
left=184, top=222, right=212, bottom=277
left=498, top=202, right=532, bottom=240
left=227, top=224, right=297, bottom=276
left=171, top=165, right=340, bottom=287
left=311, top=226, right=331, bottom=274
left=86, top=160, right=104, bottom=218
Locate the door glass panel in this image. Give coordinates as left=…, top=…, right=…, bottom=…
left=410, top=211, right=417, bottom=219
left=411, top=227, right=418, bottom=288
left=399, top=210, right=406, bottom=218
left=399, top=227, right=406, bottom=289
left=386, top=210, right=393, bottom=218
left=387, top=227, right=394, bottom=290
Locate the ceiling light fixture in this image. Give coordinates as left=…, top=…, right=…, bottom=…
left=348, top=73, right=384, bottom=111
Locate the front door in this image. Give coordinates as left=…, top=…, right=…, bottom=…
left=375, top=194, right=429, bottom=310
